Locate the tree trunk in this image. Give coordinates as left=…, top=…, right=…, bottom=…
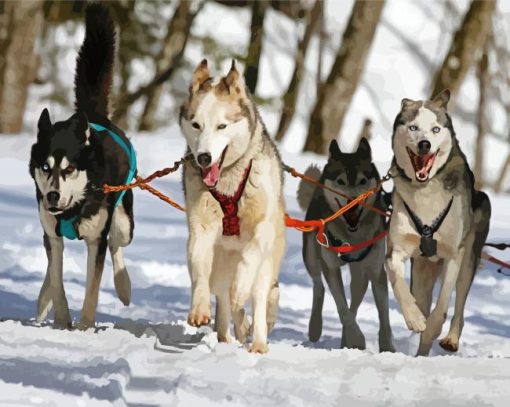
left=303, top=0, right=385, bottom=154
left=430, top=0, right=496, bottom=100
left=473, top=38, right=489, bottom=189
left=112, top=1, right=203, bottom=125
left=244, top=0, right=269, bottom=94
left=494, top=154, right=510, bottom=193
left=275, top=0, right=321, bottom=142
left=0, top=1, right=44, bottom=134
left=138, top=1, right=197, bottom=131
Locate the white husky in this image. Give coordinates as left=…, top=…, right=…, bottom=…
left=179, top=60, right=286, bottom=353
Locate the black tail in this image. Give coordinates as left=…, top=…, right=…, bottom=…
left=74, top=4, right=115, bottom=118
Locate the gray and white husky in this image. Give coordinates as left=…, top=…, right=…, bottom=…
left=179, top=60, right=286, bottom=353
left=298, top=138, right=395, bottom=352
left=29, top=5, right=135, bottom=329
left=386, top=89, right=491, bottom=356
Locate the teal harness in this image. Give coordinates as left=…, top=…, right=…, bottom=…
left=59, top=122, right=137, bottom=240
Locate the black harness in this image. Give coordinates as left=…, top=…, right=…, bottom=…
left=403, top=196, right=454, bottom=257
left=326, top=230, right=373, bottom=263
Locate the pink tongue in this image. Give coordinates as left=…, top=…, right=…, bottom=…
left=201, top=162, right=220, bottom=187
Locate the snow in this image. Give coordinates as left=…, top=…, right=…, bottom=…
left=1, top=0, right=510, bottom=405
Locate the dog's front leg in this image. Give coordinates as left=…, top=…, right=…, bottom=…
left=187, top=229, right=216, bottom=327
left=417, top=248, right=464, bottom=356
left=42, top=234, right=71, bottom=328
left=78, top=236, right=108, bottom=330
left=386, top=248, right=426, bottom=333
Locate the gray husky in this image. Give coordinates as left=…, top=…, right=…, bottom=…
left=386, top=89, right=491, bottom=356
left=298, top=138, right=394, bottom=352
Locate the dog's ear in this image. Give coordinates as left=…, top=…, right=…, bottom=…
left=329, top=139, right=342, bottom=158
left=431, top=89, right=451, bottom=109
left=191, top=59, right=210, bottom=93
left=71, top=111, right=90, bottom=144
left=401, top=98, right=417, bottom=110
left=217, top=59, right=244, bottom=95
left=356, top=137, right=372, bottom=159
left=37, top=108, right=52, bottom=136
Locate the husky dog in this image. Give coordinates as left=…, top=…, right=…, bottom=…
left=298, top=138, right=395, bottom=352
left=29, top=5, right=135, bottom=329
left=179, top=60, right=285, bottom=353
left=386, top=90, right=491, bottom=356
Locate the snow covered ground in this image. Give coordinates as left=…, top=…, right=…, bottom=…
left=1, top=0, right=510, bottom=405
left=1, top=129, right=510, bottom=406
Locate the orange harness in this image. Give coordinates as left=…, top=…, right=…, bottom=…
left=100, top=155, right=509, bottom=269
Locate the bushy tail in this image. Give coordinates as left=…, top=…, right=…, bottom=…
left=297, top=165, right=322, bottom=210
left=74, top=4, right=115, bottom=118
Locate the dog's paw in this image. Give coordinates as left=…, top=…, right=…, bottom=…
left=217, top=332, right=233, bottom=344
left=341, top=324, right=366, bottom=350
left=402, top=303, right=426, bottom=333
left=53, top=316, right=72, bottom=330
left=187, top=305, right=211, bottom=327
left=76, top=319, right=96, bottom=331
left=114, top=269, right=131, bottom=306
left=439, top=336, right=459, bottom=352
left=249, top=341, right=269, bottom=354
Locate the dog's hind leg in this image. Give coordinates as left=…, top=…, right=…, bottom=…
left=349, top=264, right=369, bottom=317
left=266, top=281, right=280, bottom=334
left=303, top=233, right=325, bottom=342
left=371, top=266, right=395, bottom=352
left=215, top=294, right=233, bottom=343
left=109, top=204, right=132, bottom=306
left=321, top=251, right=365, bottom=350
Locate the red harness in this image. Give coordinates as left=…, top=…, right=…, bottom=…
left=209, top=161, right=252, bottom=236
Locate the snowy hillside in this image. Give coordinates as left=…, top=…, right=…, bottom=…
left=1, top=0, right=510, bottom=405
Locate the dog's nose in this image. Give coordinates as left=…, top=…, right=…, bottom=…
left=418, top=140, right=431, bottom=155
left=197, top=153, right=212, bottom=168
left=47, top=191, right=60, bottom=206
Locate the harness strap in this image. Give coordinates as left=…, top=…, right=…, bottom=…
left=58, top=122, right=136, bottom=240
left=209, top=160, right=252, bottom=236
left=317, top=229, right=388, bottom=255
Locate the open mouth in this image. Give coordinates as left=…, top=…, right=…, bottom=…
left=407, top=147, right=438, bottom=182
left=335, top=198, right=363, bottom=232
left=201, top=147, right=228, bottom=188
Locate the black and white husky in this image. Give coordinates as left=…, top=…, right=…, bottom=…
left=298, top=138, right=395, bottom=352
left=29, top=5, right=136, bottom=329
left=386, top=90, right=491, bottom=356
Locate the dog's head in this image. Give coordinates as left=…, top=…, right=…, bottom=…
left=180, top=59, right=255, bottom=188
left=29, top=109, right=91, bottom=215
left=392, top=89, right=454, bottom=183
left=322, top=138, right=379, bottom=232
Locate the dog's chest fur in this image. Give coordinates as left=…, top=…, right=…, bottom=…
left=392, top=161, right=472, bottom=256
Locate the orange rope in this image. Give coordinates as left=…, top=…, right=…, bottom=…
left=284, top=166, right=388, bottom=217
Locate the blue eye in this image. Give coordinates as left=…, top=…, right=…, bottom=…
left=432, top=126, right=440, bottom=133
left=409, top=125, right=418, bottom=131
left=42, top=163, right=50, bottom=172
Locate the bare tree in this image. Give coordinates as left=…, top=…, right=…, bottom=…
left=244, top=0, right=269, bottom=94
left=0, top=1, right=44, bottom=133
left=138, top=1, right=199, bottom=131
left=473, top=38, right=490, bottom=189
left=112, top=1, right=204, bottom=124
left=430, top=0, right=496, bottom=100
left=303, top=0, right=385, bottom=154
left=275, top=0, right=322, bottom=142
